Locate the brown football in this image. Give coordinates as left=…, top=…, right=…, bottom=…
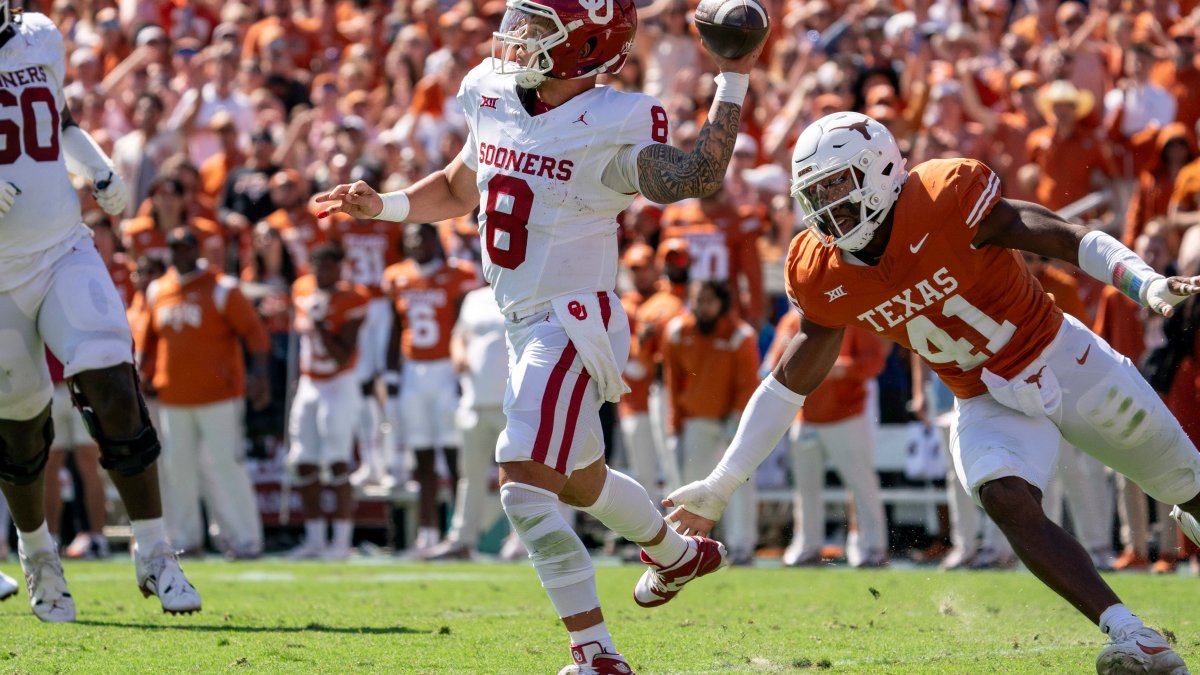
left=693, top=0, right=770, bottom=59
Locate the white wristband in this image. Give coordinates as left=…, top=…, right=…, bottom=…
left=375, top=191, right=410, bottom=222
left=713, top=72, right=750, bottom=105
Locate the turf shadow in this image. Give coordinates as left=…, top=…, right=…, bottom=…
left=74, top=621, right=425, bottom=635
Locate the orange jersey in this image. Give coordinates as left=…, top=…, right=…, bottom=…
left=785, top=159, right=1063, bottom=400
left=662, top=313, right=760, bottom=430
left=660, top=199, right=764, bottom=324
left=108, top=254, right=136, bottom=309
left=323, top=216, right=404, bottom=296
left=264, top=207, right=327, bottom=276
left=122, top=216, right=226, bottom=264
left=620, top=286, right=686, bottom=415
left=292, top=274, right=370, bottom=379
left=140, top=268, right=270, bottom=406
left=383, top=259, right=479, bottom=361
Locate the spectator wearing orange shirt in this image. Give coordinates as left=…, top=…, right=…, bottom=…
left=663, top=280, right=760, bottom=563
left=197, top=112, right=246, bottom=213
left=287, top=245, right=369, bottom=561
left=768, top=315, right=889, bottom=568
left=1151, top=23, right=1200, bottom=133
left=241, top=0, right=318, bottom=70
left=263, top=169, right=325, bottom=275
left=958, top=68, right=1046, bottom=202
left=139, top=229, right=270, bottom=559
left=122, top=176, right=225, bottom=268
left=1125, top=124, right=1196, bottom=251
left=1025, top=80, right=1117, bottom=211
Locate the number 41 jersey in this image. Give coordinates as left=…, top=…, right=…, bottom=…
left=0, top=13, right=84, bottom=262
left=458, top=59, right=668, bottom=317
left=785, top=158, right=1064, bottom=399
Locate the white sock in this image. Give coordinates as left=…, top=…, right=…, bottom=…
left=130, top=518, right=168, bottom=552
left=569, top=621, right=614, bottom=650
left=18, top=521, right=54, bottom=553
left=1099, top=604, right=1144, bottom=637
left=581, top=469, right=691, bottom=567
left=332, top=519, right=353, bottom=549
left=305, top=518, right=327, bottom=547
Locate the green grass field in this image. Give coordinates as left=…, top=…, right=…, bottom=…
left=1, top=557, right=1196, bottom=673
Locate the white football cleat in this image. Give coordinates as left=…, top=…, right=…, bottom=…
left=136, top=541, right=201, bottom=615
left=18, top=543, right=75, bottom=622
left=634, top=536, right=728, bottom=608
left=557, top=641, right=635, bottom=675
left=1097, top=626, right=1190, bottom=675
left=321, top=543, right=353, bottom=561
left=0, top=570, right=18, bottom=601
left=1170, top=506, right=1200, bottom=549
left=287, top=538, right=327, bottom=560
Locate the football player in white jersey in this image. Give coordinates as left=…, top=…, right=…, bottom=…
left=316, top=0, right=760, bottom=670
left=0, top=4, right=199, bottom=621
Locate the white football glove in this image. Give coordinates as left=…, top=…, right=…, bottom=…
left=93, top=170, right=129, bottom=216
left=664, top=479, right=731, bottom=522
left=0, top=180, right=19, bottom=219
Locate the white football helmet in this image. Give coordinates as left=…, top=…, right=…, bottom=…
left=790, top=112, right=907, bottom=252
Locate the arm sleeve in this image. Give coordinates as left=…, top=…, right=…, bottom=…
left=600, top=141, right=657, bottom=194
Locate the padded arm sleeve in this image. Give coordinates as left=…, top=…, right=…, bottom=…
left=62, top=124, right=115, bottom=182
left=705, top=374, right=806, bottom=499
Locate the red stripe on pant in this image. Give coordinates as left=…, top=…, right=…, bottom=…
left=531, top=342, right=578, bottom=465
left=555, top=368, right=593, bottom=473
left=598, top=291, right=612, bottom=329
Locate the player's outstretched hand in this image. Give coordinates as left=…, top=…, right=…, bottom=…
left=662, top=480, right=727, bottom=537
left=1147, top=275, right=1200, bottom=317
left=0, top=180, right=19, bottom=219
left=707, top=39, right=765, bottom=75
left=94, top=171, right=129, bottom=216
left=314, top=181, right=383, bottom=220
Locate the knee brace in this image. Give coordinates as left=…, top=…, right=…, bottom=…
left=0, top=406, right=54, bottom=486
left=70, top=376, right=161, bottom=476
left=501, top=483, right=594, bottom=589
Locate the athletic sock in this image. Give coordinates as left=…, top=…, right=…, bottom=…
left=130, top=518, right=168, bottom=552
left=331, top=519, right=353, bottom=549
left=1099, top=604, right=1145, bottom=637
left=581, top=469, right=691, bottom=567
left=305, top=518, right=328, bottom=547
left=17, top=521, right=54, bottom=553
left=569, top=621, right=615, bottom=651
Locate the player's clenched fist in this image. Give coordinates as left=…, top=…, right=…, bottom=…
left=314, top=181, right=383, bottom=220
left=0, top=180, right=19, bottom=219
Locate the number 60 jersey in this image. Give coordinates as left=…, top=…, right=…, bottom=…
left=785, top=158, right=1064, bottom=399
left=0, top=13, right=84, bottom=264
left=457, top=59, right=669, bottom=317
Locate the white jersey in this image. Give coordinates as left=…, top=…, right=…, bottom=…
left=454, top=286, right=508, bottom=409
left=458, top=59, right=668, bottom=317
left=0, top=14, right=85, bottom=265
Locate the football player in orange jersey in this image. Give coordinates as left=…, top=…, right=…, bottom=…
left=384, top=223, right=480, bottom=552
left=667, top=112, right=1200, bottom=674
left=287, top=244, right=370, bottom=561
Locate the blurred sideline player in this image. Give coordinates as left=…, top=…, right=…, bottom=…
left=0, top=4, right=199, bottom=621
left=315, top=0, right=760, bottom=666
left=422, top=279, right=510, bottom=560
left=322, top=213, right=402, bottom=488
left=288, top=245, right=368, bottom=561
left=383, top=222, right=480, bottom=551
left=666, top=111, right=1200, bottom=674
left=765, top=316, right=889, bottom=568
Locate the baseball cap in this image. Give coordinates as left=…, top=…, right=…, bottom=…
left=136, top=25, right=168, bottom=48
left=166, top=227, right=198, bottom=248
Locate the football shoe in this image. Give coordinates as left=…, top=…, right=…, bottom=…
left=18, top=543, right=74, bottom=622
left=557, top=641, right=634, bottom=675
left=136, top=541, right=201, bottom=614
left=1096, top=626, right=1189, bottom=674
left=634, top=536, right=727, bottom=608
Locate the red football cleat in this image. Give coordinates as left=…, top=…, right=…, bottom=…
left=634, top=536, right=728, bottom=608
left=557, top=641, right=634, bottom=674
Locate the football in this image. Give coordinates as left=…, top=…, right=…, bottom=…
left=693, top=0, right=770, bottom=60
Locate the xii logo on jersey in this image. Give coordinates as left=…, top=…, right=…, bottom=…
left=825, top=285, right=848, bottom=302
left=481, top=95, right=499, bottom=109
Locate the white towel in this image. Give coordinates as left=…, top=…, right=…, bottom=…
left=551, top=293, right=631, bottom=404
left=980, top=357, right=1062, bottom=418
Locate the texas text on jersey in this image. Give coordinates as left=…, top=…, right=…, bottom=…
left=457, top=58, right=670, bottom=317
left=786, top=158, right=1063, bottom=398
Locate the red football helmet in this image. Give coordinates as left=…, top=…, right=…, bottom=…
left=492, top=0, right=637, bottom=88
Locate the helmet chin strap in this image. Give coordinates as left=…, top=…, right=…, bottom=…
left=836, top=219, right=881, bottom=253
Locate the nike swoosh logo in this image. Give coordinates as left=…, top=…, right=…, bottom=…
left=1076, top=345, right=1091, bottom=365
left=910, top=234, right=930, bottom=253
left=1137, top=641, right=1170, bottom=655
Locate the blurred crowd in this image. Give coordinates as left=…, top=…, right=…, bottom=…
left=8, top=0, right=1199, bottom=572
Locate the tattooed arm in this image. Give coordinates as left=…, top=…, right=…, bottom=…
left=636, top=45, right=764, bottom=204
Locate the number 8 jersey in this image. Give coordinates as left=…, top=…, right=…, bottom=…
left=458, top=59, right=668, bottom=317
left=785, top=158, right=1064, bottom=399
left=0, top=13, right=84, bottom=263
